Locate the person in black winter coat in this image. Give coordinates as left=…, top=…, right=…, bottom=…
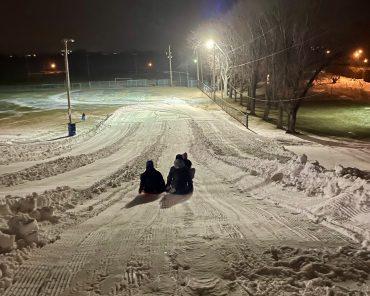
left=139, top=160, right=166, bottom=194
left=166, top=154, right=183, bottom=190
left=182, top=152, right=192, bottom=168
left=166, top=158, right=193, bottom=195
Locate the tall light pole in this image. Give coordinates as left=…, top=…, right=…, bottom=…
left=24, top=54, right=31, bottom=78
left=200, top=54, right=204, bottom=84
left=86, top=52, right=91, bottom=83
left=195, top=50, right=200, bottom=86
left=62, top=38, right=74, bottom=131
left=206, top=40, right=216, bottom=99
left=212, top=46, right=216, bottom=99
left=166, top=45, right=173, bottom=86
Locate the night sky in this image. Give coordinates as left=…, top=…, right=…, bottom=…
left=0, top=0, right=369, bottom=55
left=0, top=0, right=235, bottom=54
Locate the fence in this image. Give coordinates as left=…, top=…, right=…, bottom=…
left=199, top=82, right=249, bottom=128
left=0, top=79, right=199, bottom=92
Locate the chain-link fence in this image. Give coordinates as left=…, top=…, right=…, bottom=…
left=0, top=79, right=199, bottom=92
left=199, top=82, right=249, bottom=128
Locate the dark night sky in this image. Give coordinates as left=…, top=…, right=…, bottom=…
left=0, top=0, right=369, bottom=55
left=0, top=0, right=235, bottom=54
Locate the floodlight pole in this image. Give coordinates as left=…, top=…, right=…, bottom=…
left=200, top=55, right=204, bottom=83
left=195, top=49, right=200, bottom=86
left=63, top=38, right=74, bottom=124
left=212, top=46, right=216, bottom=99
left=167, top=45, right=173, bottom=86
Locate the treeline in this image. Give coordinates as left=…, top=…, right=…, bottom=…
left=189, top=0, right=359, bottom=133
left=0, top=51, right=169, bottom=84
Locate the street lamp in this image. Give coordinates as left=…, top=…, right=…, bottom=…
left=205, top=39, right=216, bottom=98
left=62, top=38, right=75, bottom=136
left=50, top=62, right=56, bottom=70
left=148, top=62, right=153, bottom=67
left=206, top=39, right=215, bottom=50
left=364, top=58, right=368, bottom=64
left=353, top=49, right=363, bottom=59
left=166, top=45, right=173, bottom=86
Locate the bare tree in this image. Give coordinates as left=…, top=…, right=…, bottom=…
left=188, top=0, right=341, bottom=133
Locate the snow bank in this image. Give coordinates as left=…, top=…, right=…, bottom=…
left=232, top=244, right=370, bottom=295
left=191, top=119, right=370, bottom=245
left=223, top=154, right=370, bottom=244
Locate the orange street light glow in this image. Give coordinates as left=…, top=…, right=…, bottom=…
left=326, top=50, right=331, bottom=54
left=50, top=63, right=56, bottom=69
left=364, top=58, right=368, bottom=63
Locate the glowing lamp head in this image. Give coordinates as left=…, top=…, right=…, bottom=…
left=353, top=52, right=360, bottom=58
left=50, top=63, right=56, bottom=69
left=358, top=49, right=363, bottom=54
left=193, top=59, right=198, bottom=64
left=326, top=50, right=331, bottom=54
left=148, top=62, right=153, bottom=67
left=206, top=39, right=215, bottom=49
left=364, top=58, right=368, bottom=63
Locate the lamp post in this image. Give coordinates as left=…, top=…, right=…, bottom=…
left=166, top=45, right=173, bottom=86
left=195, top=50, right=200, bottom=86
left=206, top=40, right=216, bottom=99
left=62, top=38, right=75, bottom=135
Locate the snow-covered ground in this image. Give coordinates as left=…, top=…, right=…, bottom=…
left=0, top=87, right=369, bottom=295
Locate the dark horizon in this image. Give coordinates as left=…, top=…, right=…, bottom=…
left=1, top=0, right=369, bottom=55
left=0, top=0, right=236, bottom=55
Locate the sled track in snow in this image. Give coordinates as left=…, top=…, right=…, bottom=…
left=0, top=113, right=113, bottom=165
left=3, top=122, right=169, bottom=296
left=1, top=93, right=366, bottom=296
left=188, top=119, right=351, bottom=244
left=0, top=123, right=141, bottom=186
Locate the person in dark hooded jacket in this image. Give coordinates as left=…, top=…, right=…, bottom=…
left=182, top=152, right=192, bottom=169
left=139, top=160, right=166, bottom=194
left=166, top=157, right=193, bottom=194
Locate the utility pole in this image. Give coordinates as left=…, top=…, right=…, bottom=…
left=86, top=52, right=91, bottom=85
left=195, top=49, right=200, bottom=86
left=200, top=54, right=204, bottom=84
left=24, top=55, right=30, bottom=78
left=186, top=63, right=189, bottom=87
left=212, top=46, right=216, bottom=99
left=166, top=45, right=173, bottom=86
left=63, top=38, right=75, bottom=135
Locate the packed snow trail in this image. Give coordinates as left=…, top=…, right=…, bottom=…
left=0, top=89, right=369, bottom=295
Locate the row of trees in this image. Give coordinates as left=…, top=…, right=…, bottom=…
left=189, top=0, right=343, bottom=133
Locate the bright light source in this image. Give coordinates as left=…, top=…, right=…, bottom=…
left=50, top=63, right=56, bottom=69
left=33, top=54, right=37, bottom=57
left=326, top=50, right=331, bottom=54
left=353, top=52, right=360, bottom=58
left=358, top=49, right=363, bottom=54
left=193, top=59, right=198, bottom=63
left=148, top=62, right=153, bottom=67
left=364, top=58, right=368, bottom=63
left=206, top=39, right=215, bottom=49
